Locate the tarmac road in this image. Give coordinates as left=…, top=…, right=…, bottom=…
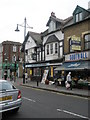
left=2, top=83, right=89, bottom=119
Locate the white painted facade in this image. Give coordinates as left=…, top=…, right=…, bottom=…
left=25, top=35, right=42, bottom=63
left=43, top=30, right=64, bottom=61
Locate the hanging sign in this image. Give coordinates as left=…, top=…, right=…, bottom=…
left=71, top=35, right=81, bottom=51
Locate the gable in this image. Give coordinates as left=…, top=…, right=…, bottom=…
left=73, top=6, right=83, bottom=15
left=45, top=35, right=59, bottom=44
left=25, top=36, right=37, bottom=50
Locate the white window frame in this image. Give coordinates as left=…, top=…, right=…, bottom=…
left=55, top=43, right=58, bottom=54
left=13, top=45, right=16, bottom=52
left=76, top=12, right=82, bottom=22
left=50, top=43, right=53, bottom=54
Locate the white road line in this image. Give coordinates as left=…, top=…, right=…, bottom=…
left=22, top=97, right=36, bottom=102
left=57, top=108, right=88, bottom=119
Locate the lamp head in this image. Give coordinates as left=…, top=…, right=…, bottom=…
left=15, top=24, right=20, bottom=32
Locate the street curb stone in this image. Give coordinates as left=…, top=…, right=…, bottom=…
left=20, top=84, right=89, bottom=98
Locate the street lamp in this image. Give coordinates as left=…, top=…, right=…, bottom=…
left=15, top=17, right=33, bottom=84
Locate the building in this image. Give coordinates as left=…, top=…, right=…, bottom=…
left=0, top=40, right=22, bottom=79
left=24, top=12, right=72, bottom=82
left=55, top=4, right=90, bottom=83
left=42, top=12, right=72, bottom=80
left=24, top=31, right=43, bottom=81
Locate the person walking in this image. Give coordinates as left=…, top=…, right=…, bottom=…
left=66, top=72, right=72, bottom=90
left=25, top=72, right=28, bottom=83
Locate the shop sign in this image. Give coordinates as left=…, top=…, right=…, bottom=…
left=71, top=35, right=81, bottom=51
left=65, top=51, right=89, bottom=62
left=41, top=70, right=49, bottom=84
left=26, top=63, right=50, bottom=68
left=68, top=63, right=80, bottom=68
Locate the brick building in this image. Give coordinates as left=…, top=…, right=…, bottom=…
left=55, top=5, right=90, bottom=84
left=0, top=40, right=23, bottom=79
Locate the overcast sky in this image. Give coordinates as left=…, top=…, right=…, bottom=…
left=0, top=0, right=89, bottom=43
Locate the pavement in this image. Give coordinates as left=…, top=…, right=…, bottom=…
left=9, top=78, right=90, bottom=98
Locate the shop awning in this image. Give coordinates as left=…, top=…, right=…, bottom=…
left=54, top=61, right=90, bottom=71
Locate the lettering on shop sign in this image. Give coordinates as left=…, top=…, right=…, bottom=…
left=68, top=63, right=80, bottom=68
left=70, top=52, right=88, bottom=61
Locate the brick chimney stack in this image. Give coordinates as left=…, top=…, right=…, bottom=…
left=51, top=12, right=56, bottom=17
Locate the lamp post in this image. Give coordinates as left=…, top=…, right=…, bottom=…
left=15, top=18, right=33, bottom=84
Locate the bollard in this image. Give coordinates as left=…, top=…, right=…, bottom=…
left=37, top=80, right=39, bottom=86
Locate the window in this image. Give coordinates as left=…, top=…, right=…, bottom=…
left=47, top=45, right=49, bottom=55
left=13, top=45, right=16, bottom=52
left=0, top=82, right=16, bottom=91
left=33, top=68, right=41, bottom=76
left=60, top=41, right=63, bottom=57
left=76, top=12, right=82, bottom=22
left=12, top=55, right=16, bottom=62
left=55, top=43, right=58, bottom=53
left=84, top=34, right=90, bottom=50
left=50, top=44, right=53, bottom=54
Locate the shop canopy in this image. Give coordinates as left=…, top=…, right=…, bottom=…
left=54, top=61, right=90, bottom=71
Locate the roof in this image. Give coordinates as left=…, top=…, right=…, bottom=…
left=2, top=40, right=22, bottom=45
left=22, top=31, right=42, bottom=52
left=64, top=5, right=90, bottom=29
left=28, top=31, right=42, bottom=45
left=45, top=35, right=59, bottom=44
left=46, top=12, right=73, bottom=27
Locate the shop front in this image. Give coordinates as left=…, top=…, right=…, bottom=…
left=25, top=61, right=62, bottom=82
left=2, top=63, right=18, bottom=79
left=55, top=51, right=90, bottom=88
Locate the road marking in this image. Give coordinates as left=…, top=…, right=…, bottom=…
left=57, top=108, right=88, bottom=119
left=22, top=97, right=36, bottom=102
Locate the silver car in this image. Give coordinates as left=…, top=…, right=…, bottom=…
left=0, top=80, right=22, bottom=113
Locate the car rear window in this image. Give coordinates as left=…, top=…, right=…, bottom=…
left=0, top=82, right=15, bottom=91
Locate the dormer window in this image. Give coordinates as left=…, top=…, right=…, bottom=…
left=76, top=12, right=82, bottom=22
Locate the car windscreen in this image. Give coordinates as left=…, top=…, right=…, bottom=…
left=0, top=82, right=15, bottom=91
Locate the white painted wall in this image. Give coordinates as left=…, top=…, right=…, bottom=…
left=25, top=36, right=37, bottom=63
left=25, top=36, right=37, bottom=50
left=43, top=30, right=64, bottom=61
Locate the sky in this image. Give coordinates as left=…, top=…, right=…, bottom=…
left=0, top=0, right=90, bottom=43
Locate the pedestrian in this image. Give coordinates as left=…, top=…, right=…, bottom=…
left=25, top=72, right=28, bottom=83
left=66, top=72, right=72, bottom=90
left=4, top=71, right=7, bottom=80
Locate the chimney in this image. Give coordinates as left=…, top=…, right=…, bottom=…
left=88, top=1, right=90, bottom=9
left=51, top=12, right=56, bottom=17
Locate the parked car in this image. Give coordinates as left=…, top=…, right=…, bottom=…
left=0, top=80, right=22, bottom=113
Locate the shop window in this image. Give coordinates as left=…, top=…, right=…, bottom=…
left=33, top=68, right=41, bottom=76
left=50, top=43, right=53, bottom=54
left=55, top=43, right=58, bottom=53
left=84, top=34, right=90, bottom=50
left=75, top=12, right=82, bottom=22
left=47, top=44, right=49, bottom=55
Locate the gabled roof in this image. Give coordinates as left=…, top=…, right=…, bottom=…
left=46, top=12, right=73, bottom=27
left=73, top=5, right=90, bottom=15
left=46, top=13, right=64, bottom=27
left=45, top=35, right=59, bottom=44
left=64, top=5, right=90, bottom=29
left=22, top=31, right=42, bottom=52
left=28, top=31, right=42, bottom=45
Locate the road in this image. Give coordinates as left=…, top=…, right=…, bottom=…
left=2, top=83, right=89, bottom=119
